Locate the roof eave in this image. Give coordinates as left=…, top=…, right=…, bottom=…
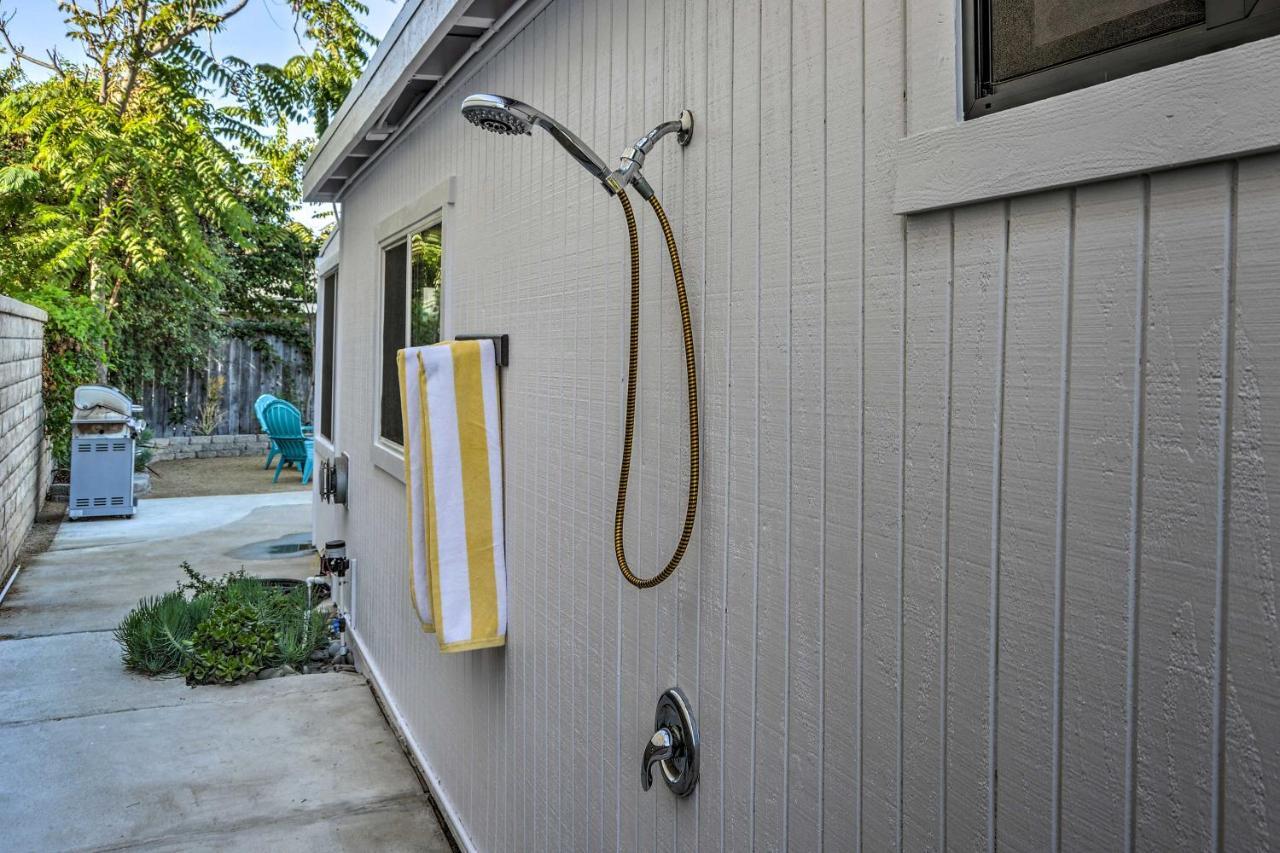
left=303, top=0, right=516, bottom=202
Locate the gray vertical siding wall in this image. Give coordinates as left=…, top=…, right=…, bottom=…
left=316, top=1, right=1280, bottom=849
left=0, top=295, right=50, bottom=579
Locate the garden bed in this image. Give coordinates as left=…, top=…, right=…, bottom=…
left=115, top=564, right=348, bottom=686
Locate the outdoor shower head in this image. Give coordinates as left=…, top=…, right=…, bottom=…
left=460, top=93, right=530, bottom=135
left=461, top=93, right=618, bottom=193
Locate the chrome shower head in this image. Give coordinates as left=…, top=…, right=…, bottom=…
left=461, top=93, right=618, bottom=194
left=461, top=93, right=530, bottom=135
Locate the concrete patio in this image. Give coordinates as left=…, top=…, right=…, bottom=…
left=0, top=492, right=451, bottom=852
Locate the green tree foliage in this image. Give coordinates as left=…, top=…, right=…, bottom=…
left=221, top=168, right=324, bottom=353
left=0, top=1, right=373, bottom=459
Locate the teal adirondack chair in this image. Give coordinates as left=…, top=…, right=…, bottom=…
left=262, top=399, right=314, bottom=484
left=254, top=394, right=280, bottom=469
left=256, top=394, right=314, bottom=470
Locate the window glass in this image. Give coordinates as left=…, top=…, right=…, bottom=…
left=410, top=224, right=442, bottom=347
left=992, top=0, right=1204, bottom=81
left=380, top=222, right=443, bottom=447
left=970, top=0, right=1280, bottom=115
left=380, top=241, right=408, bottom=445
left=319, top=270, right=337, bottom=441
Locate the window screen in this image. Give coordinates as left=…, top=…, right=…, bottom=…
left=380, top=223, right=443, bottom=446
left=968, top=0, right=1280, bottom=115
left=319, top=270, right=337, bottom=442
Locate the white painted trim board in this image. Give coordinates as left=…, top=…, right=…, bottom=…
left=894, top=37, right=1280, bottom=213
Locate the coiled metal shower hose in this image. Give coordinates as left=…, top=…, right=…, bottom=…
left=612, top=190, right=700, bottom=589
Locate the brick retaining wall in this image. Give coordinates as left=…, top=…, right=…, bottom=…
left=1, top=294, right=50, bottom=578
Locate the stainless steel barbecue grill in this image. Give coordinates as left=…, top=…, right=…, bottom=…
left=69, top=385, right=144, bottom=519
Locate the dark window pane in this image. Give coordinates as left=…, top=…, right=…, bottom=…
left=410, top=224, right=442, bottom=347
left=971, top=0, right=1280, bottom=115
left=381, top=242, right=408, bottom=445
left=992, top=0, right=1205, bottom=81
left=320, top=271, right=337, bottom=441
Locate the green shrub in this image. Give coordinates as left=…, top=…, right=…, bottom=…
left=271, top=585, right=331, bottom=669
left=180, top=598, right=277, bottom=685
left=113, top=591, right=210, bottom=674
left=177, top=562, right=245, bottom=597
left=134, top=426, right=155, bottom=472
left=213, top=576, right=273, bottom=609
left=214, top=579, right=329, bottom=669
left=116, top=564, right=330, bottom=683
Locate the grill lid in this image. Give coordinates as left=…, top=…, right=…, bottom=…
left=71, top=384, right=144, bottom=434
left=73, top=385, right=133, bottom=416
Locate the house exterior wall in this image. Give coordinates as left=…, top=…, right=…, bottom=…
left=1, top=294, right=50, bottom=581
left=314, top=1, right=1280, bottom=849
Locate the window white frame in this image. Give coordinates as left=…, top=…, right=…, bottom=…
left=370, top=177, right=455, bottom=482
left=893, top=20, right=1280, bottom=214
left=314, top=236, right=341, bottom=458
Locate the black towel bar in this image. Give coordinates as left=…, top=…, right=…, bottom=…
left=455, top=334, right=510, bottom=368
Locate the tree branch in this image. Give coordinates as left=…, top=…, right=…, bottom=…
left=114, top=0, right=249, bottom=115
left=114, top=0, right=150, bottom=114
left=64, top=1, right=104, bottom=62
left=146, top=0, right=250, bottom=60
left=44, top=46, right=69, bottom=78
left=0, top=14, right=69, bottom=78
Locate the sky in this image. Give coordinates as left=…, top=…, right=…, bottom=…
left=2, top=0, right=406, bottom=228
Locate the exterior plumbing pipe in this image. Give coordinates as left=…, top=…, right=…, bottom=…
left=609, top=111, right=693, bottom=200
left=305, top=575, right=326, bottom=633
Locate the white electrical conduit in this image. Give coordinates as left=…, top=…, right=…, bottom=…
left=0, top=564, right=22, bottom=607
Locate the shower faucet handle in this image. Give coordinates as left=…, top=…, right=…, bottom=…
left=641, top=688, right=700, bottom=797
left=641, top=727, right=675, bottom=791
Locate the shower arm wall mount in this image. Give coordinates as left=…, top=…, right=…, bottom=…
left=609, top=110, right=694, bottom=200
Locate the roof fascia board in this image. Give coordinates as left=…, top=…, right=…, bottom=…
left=324, top=0, right=548, bottom=203
left=303, top=0, right=470, bottom=198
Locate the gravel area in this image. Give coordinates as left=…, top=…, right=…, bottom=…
left=147, top=455, right=311, bottom=499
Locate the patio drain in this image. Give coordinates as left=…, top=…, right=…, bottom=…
left=225, top=531, right=315, bottom=561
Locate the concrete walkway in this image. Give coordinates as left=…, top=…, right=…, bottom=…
left=0, top=493, right=452, bottom=852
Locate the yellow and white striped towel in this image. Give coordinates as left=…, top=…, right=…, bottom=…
left=399, top=340, right=507, bottom=652
left=398, top=346, right=436, bottom=631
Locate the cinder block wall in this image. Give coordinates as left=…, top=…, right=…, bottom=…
left=0, top=294, right=49, bottom=578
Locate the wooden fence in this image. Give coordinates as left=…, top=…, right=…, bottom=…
left=136, top=331, right=313, bottom=437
